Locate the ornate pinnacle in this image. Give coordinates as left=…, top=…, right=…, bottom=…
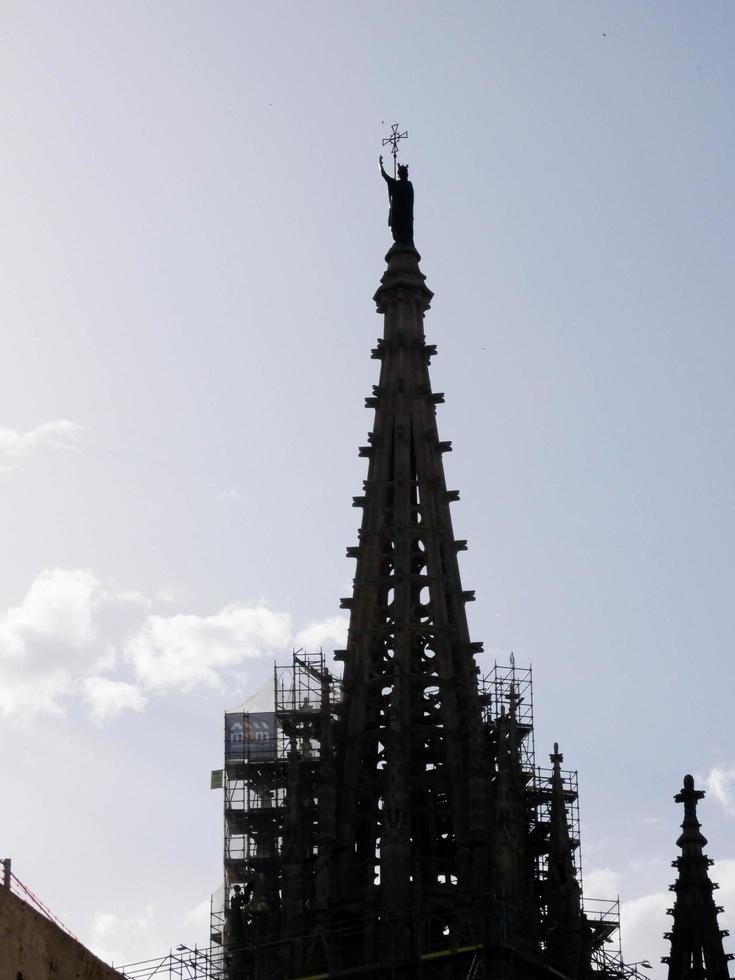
left=663, top=775, right=733, bottom=977
left=675, top=774, right=708, bottom=852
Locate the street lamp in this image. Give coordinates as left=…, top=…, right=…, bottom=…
left=627, top=960, right=653, bottom=978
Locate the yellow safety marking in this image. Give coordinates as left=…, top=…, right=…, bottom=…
left=420, top=943, right=483, bottom=961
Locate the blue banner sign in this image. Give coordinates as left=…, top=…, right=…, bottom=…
left=225, top=711, right=276, bottom=761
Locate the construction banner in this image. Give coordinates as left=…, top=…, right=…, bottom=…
left=225, top=711, right=276, bottom=761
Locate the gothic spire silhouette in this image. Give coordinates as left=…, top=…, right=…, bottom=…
left=329, top=235, right=490, bottom=960
left=221, top=158, right=625, bottom=980
left=544, top=742, right=588, bottom=978
left=663, top=774, right=732, bottom=980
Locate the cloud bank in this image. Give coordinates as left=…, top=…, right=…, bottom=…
left=125, top=604, right=293, bottom=693
left=0, top=568, right=347, bottom=725
left=0, top=420, right=83, bottom=473
left=83, top=676, right=148, bottom=724
left=701, top=767, right=735, bottom=817
left=0, top=568, right=108, bottom=718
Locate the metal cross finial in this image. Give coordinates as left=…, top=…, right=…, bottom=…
left=382, top=122, right=408, bottom=177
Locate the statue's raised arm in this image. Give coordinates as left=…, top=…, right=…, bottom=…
left=379, top=155, right=414, bottom=247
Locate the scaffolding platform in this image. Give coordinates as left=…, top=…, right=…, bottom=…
left=215, top=650, right=340, bottom=958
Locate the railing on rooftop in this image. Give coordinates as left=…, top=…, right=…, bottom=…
left=1, top=857, right=79, bottom=942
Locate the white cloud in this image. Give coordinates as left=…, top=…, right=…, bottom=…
left=185, top=897, right=211, bottom=933
left=89, top=897, right=217, bottom=967
left=89, top=905, right=158, bottom=967
left=711, top=860, right=735, bottom=967
left=0, top=567, right=341, bottom=721
left=0, top=671, right=73, bottom=719
left=0, top=420, right=83, bottom=461
left=628, top=856, right=663, bottom=873
left=584, top=866, right=623, bottom=900
left=620, top=890, right=670, bottom=969
left=295, top=614, right=349, bottom=653
left=83, top=676, right=147, bottom=724
left=0, top=569, right=107, bottom=718
left=0, top=567, right=99, bottom=656
left=701, top=767, right=735, bottom=817
left=125, top=603, right=292, bottom=693
left=0, top=569, right=152, bottom=720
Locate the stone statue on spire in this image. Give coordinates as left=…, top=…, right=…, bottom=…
left=379, top=123, right=414, bottom=246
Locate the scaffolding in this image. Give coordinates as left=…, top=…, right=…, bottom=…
left=479, top=659, right=623, bottom=979
left=120, top=945, right=225, bottom=980
left=532, top=765, right=582, bottom=884
left=480, top=657, right=536, bottom=773
left=119, top=900, right=623, bottom=980
left=156, top=655, right=628, bottom=980
left=215, top=650, right=340, bottom=968
left=585, top=898, right=623, bottom=979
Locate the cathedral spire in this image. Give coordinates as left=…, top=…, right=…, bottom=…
left=227, top=156, right=624, bottom=979
left=663, top=774, right=732, bottom=980
left=328, top=174, right=489, bottom=959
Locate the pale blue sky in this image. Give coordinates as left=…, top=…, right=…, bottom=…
left=1, top=1, right=734, bottom=970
